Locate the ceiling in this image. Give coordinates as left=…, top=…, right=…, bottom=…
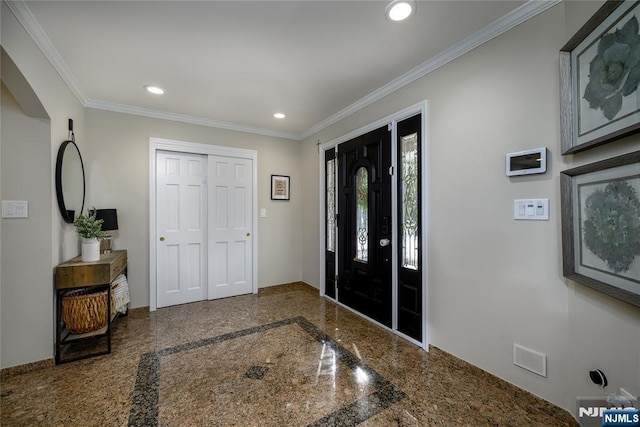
left=12, top=1, right=555, bottom=140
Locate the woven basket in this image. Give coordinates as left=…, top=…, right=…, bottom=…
left=62, top=289, right=108, bottom=334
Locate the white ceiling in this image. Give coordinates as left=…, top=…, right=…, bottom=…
left=12, top=1, right=556, bottom=140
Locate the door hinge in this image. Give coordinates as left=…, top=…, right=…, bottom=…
left=389, top=166, right=394, bottom=176
left=387, top=123, right=392, bottom=131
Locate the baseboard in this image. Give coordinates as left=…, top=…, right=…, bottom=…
left=1, top=358, right=54, bottom=381
left=127, top=306, right=150, bottom=317
left=130, top=284, right=318, bottom=313
left=258, top=281, right=318, bottom=295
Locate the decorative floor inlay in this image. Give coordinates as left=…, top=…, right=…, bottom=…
left=244, top=365, right=269, bottom=380
left=1, top=283, right=578, bottom=426
left=128, top=316, right=406, bottom=427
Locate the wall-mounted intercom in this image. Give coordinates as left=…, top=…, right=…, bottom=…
left=506, top=147, right=547, bottom=176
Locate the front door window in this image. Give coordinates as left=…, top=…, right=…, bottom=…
left=355, top=167, right=368, bottom=262
left=400, top=133, right=419, bottom=270
left=326, top=158, right=336, bottom=253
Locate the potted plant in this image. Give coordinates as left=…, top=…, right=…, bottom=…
left=73, top=210, right=104, bottom=262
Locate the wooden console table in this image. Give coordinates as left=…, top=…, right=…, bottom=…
left=55, top=250, right=127, bottom=364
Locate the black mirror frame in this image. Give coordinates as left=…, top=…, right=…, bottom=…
left=55, top=139, right=86, bottom=224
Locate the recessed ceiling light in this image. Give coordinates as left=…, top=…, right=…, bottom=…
left=144, top=85, right=164, bottom=95
left=386, top=0, right=416, bottom=22
left=274, top=113, right=286, bottom=119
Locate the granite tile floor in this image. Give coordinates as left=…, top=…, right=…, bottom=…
left=1, top=283, right=578, bottom=426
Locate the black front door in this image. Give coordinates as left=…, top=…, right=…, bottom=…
left=337, top=125, right=392, bottom=327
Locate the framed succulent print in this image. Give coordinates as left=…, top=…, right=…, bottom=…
left=560, top=150, right=640, bottom=307
left=560, top=1, right=640, bottom=154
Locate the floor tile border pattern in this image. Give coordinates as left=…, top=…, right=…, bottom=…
left=128, top=316, right=406, bottom=427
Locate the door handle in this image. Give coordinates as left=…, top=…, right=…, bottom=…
left=246, top=233, right=251, bottom=237
left=159, top=237, right=165, bottom=241
left=379, top=238, right=390, bottom=247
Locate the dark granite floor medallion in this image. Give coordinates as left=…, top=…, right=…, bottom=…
left=128, top=316, right=406, bottom=426
left=244, top=365, right=269, bottom=380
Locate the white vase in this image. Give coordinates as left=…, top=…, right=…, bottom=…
left=81, top=237, right=100, bottom=262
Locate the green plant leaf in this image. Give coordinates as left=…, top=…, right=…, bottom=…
left=73, top=211, right=104, bottom=239
left=598, top=33, right=618, bottom=58
left=601, top=91, right=623, bottom=120
left=584, top=79, right=606, bottom=108
left=603, top=42, right=631, bottom=65
left=623, top=63, right=640, bottom=96
left=618, top=16, right=639, bottom=43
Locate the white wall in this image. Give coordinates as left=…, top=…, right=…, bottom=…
left=300, top=1, right=640, bottom=415
left=85, top=109, right=302, bottom=309
left=1, top=85, right=52, bottom=367
left=1, top=2, right=85, bottom=368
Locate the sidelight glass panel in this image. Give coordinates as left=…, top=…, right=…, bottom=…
left=401, top=133, right=419, bottom=270
left=355, top=167, right=368, bottom=262
left=326, top=159, right=336, bottom=252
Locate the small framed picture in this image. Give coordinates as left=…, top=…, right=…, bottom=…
left=271, top=175, right=290, bottom=201
left=560, top=151, right=640, bottom=307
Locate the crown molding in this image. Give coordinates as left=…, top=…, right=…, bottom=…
left=9, top=0, right=559, bottom=142
left=8, top=0, right=299, bottom=140
left=85, top=99, right=300, bottom=141
left=5, top=0, right=89, bottom=105
left=299, top=0, right=561, bottom=140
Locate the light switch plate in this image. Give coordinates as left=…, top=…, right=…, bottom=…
left=2, top=200, right=28, bottom=218
left=259, top=208, right=267, bottom=218
left=514, top=199, right=548, bottom=220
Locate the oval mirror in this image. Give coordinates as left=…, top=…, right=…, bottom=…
left=55, top=140, right=85, bottom=223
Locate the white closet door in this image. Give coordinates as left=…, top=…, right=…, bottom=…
left=156, top=151, right=208, bottom=308
left=209, top=155, right=253, bottom=299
